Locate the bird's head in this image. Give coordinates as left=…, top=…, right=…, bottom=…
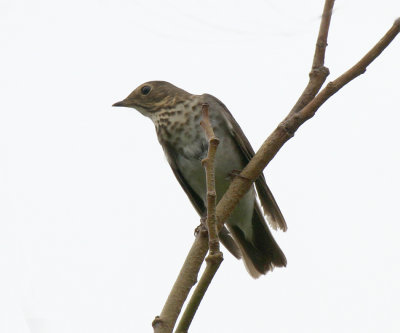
left=112, top=81, right=191, bottom=117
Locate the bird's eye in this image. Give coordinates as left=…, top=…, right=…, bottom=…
left=141, top=85, right=151, bottom=95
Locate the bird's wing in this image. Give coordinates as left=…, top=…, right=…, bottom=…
left=162, top=141, right=206, bottom=216
left=161, top=141, right=242, bottom=258
left=203, top=94, right=287, bottom=231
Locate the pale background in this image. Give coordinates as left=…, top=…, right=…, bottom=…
left=1, top=1, right=400, bottom=332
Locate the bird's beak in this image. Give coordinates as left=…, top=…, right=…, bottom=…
left=112, top=100, right=128, bottom=107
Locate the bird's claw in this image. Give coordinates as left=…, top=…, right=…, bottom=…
left=227, top=169, right=251, bottom=181
left=194, top=217, right=208, bottom=236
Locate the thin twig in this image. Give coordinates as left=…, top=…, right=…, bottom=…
left=313, top=0, right=335, bottom=69
left=200, top=104, right=221, bottom=255
left=288, top=0, right=334, bottom=116
left=174, top=104, right=224, bottom=333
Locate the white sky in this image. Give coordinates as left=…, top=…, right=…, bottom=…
left=1, top=1, right=400, bottom=332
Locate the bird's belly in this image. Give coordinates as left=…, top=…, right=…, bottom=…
left=177, top=139, right=245, bottom=202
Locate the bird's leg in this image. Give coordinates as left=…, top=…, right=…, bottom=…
left=194, top=215, right=208, bottom=236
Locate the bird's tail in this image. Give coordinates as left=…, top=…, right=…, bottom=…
left=228, top=204, right=286, bottom=278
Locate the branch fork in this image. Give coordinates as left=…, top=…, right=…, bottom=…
left=153, top=1, right=400, bottom=331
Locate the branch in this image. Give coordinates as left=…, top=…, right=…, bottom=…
left=288, top=0, right=334, bottom=116
left=174, top=254, right=222, bottom=333
left=200, top=103, right=221, bottom=255
left=216, top=17, right=400, bottom=230
left=152, top=229, right=209, bottom=333
left=152, top=0, right=400, bottom=329
left=174, top=104, right=224, bottom=333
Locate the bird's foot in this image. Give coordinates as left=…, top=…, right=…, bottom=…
left=227, top=169, right=251, bottom=181
left=194, top=217, right=208, bottom=236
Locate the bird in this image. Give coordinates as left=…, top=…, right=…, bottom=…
left=113, top=81, right=287, bottom=278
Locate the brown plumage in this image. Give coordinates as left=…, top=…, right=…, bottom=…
left=113, top=81, right=287, bottom=278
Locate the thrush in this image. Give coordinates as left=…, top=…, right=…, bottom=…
left=113, top=81, right=287, bottom=278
